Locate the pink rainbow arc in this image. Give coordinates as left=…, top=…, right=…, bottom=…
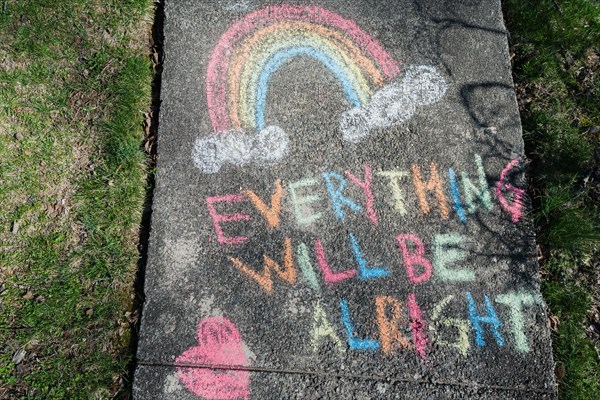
left=206, top=4, right=401, bottom=133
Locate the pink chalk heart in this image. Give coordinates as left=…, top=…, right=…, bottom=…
left=176, top=317, right=251, bottom=400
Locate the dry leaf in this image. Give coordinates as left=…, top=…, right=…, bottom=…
left=555, top=364, right=566, bottom=381
left=12, top=348, right=26, bottom=365
left=548, top=315, right=560, bottom=331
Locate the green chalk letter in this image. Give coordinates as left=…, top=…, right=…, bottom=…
left=495, top=291, right=541, bottom=352
left=289, top=178, right=323, bottom=226
left=311, top=301, right=345, bottom=354
left=461, top=154, right=493, bottom=213
left=433, top=233, right=474, bottom=282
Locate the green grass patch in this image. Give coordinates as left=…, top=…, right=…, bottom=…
left=503, top=0, right=600, bottom=398
left=0, top=0, right=153, bottom=398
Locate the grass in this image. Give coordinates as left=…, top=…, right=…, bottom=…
left=0, top=0, right=154, bottom=398
left=503, top=0, right=600, bottom=398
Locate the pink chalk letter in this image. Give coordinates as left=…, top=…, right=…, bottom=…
left=176, top=317, right=251, bottom=400
left=206, top=194, right=251, bottom=245
left=496, top=158, right=525, bottom=223
left=396, top=234, right=433, bottom=284
left=407, top=293, right=428, bottom=359
left=315, top=239, right=357, bottom=285
left=345, top=164, right=378, bottom=225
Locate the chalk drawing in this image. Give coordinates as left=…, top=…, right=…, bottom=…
left=192, top=126, right=288, bottom=173
left=433, top=233, right=474, bottom=282
left=288, top=178, right=323, bottom=226
left=377, top=169, right=410, bottom=215
left=340, top=299, right=380, bottom=351
left=345, top=164, right=378, bottom=225
left=230, top=237, right=296, bottom=293
left=448, top=168, right=467, bottom=223
left=462, top=154, right=493, bottom=213
left=315, top=239, right=357, bottom=285
left=340, top=65, right=448, bottom=143
left=349, top=232, right=389, bottom=280
left=296, top=242, right=321, bottom=291
left=466, top=292, right=504, bottom=347
left=375, top=295, right=411, bottom=355
left=430, top=295, right=470, bottom=356
left=311, top=301, right=346, bottom=354
left=323, top=171, right=363, bottom=221
left=244, top=179, right=283, bottom=229
left=207, top=5, right=398, bottom=132
left=206, top=194, right=251, bottom=245
left=412, top=162, right=450, bottom=219
left=396, top=233, right=433, bottom=284
left=497, top=157, right=526, bottom=223
left=407, top=293, right=428, bottom=359
left=496, top=291, right=541, bottom=352
left=192, top=4, right=448, bottom=173
left=194, top=154, right=544, bottom=373
left=176, top=317, right=251, bottom=400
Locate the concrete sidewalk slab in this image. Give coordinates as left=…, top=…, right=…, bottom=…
left=134, top=1, right=557, bottom=398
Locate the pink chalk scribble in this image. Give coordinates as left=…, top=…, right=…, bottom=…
left=176, top=317, right=251, bottom=400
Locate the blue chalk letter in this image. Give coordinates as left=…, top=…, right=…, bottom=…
left=449, top=168, right=466, bottom=223
left=340, top=299, right=380, bottom=351
left=349, top=233, right=389, bottom=280
left=323, top=172, right=362, bottom=221
left=466, top=292, right=504, bottom=347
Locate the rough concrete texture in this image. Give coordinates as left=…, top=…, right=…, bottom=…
left=135, top=1, right=558, bottom=398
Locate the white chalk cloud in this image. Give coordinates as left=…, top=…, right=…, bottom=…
left=192, top=125, right=288, bottom=173
left=340, top=65, right=448, bottom=142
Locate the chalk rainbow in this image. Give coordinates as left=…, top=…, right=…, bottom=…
left=207, top=4, right=401, bottom=133
left=194, top=4, right=447, bottom=174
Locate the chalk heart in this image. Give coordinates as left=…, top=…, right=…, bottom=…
left=176, top=317, right=251, bottom=400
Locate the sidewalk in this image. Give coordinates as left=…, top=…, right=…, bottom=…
left=134, top=1, right=557, bottom=398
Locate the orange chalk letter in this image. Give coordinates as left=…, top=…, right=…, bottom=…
left=412, top=162, right=449, bottom=219
left=230, top=237, right=296, bottom=293
left=244, top=179, right=284, bottom=229
left=376, top=295, right=410, bottom=355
